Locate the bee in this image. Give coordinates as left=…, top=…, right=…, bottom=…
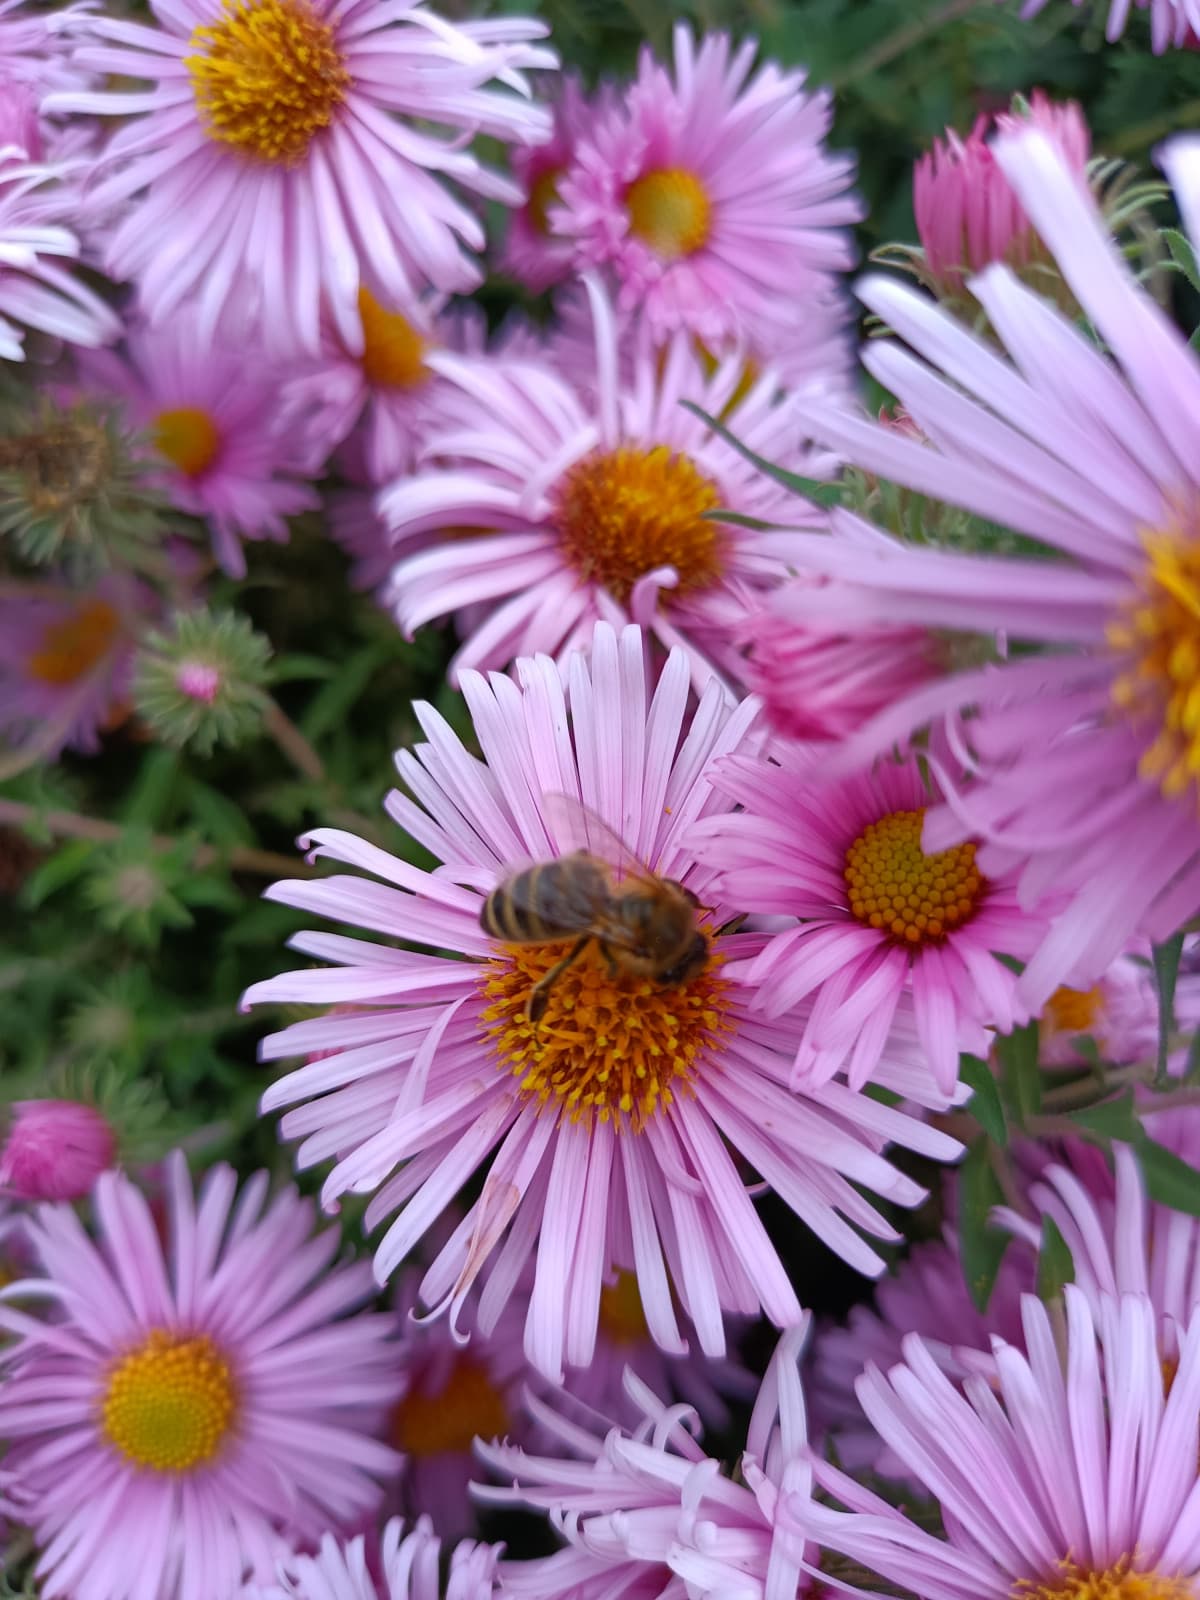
left=480, top=795, right=709, bottom=1023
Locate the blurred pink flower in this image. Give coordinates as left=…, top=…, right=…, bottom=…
left=503, top=75, right=604, bottom=294
left=1016, top=0, right=1200, bottom=50
left=0, top=1100, right=116, bottom=1201
left=247, top=1516, right=502, bottom=1600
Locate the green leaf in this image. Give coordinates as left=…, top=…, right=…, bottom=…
left=1132, top=1132, right=1200, bottom=1217
left=20, top=838, right=97, bottom=907
left=1065, top=1091, right=1138, bottom=1142
left=679, top=401, right=846, bottom=506
left=182, top=779, right=255, bottom=848
left=1164, top=227, right=1200, bottom=293
left=959, top=1055, right=1007, bottom=1146
left=299, top=642, right=393, bottom=742
left=268, top=653, right=337, bottom=684
left=1036, top=1214, right=1076, bottom=1304
left=1184, top=1027, right=1200, bottom=1086
left=957, top=1137, right=1011, bottom=1313
left=996, top=1021, right=1041, bottom=1122
left=120, top=746, right=181, bottom=829
left=1153, top=933, right=1184, bottom=1084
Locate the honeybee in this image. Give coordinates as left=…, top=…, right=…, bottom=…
left=480, top=795, right=709, bottom=1023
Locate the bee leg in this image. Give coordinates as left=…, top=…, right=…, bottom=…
left=600, top=942, right=619, bottom=979
left=526, top=936, right=592, bottom=1024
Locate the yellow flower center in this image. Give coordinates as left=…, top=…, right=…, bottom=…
left=357, top=289, right=429, bottom=390
left=843, top=807, right=985, bottom=946
left=1109, top=529, right=1200, bottom=804
left=1020, top=1559, right=1193, bottom=1600
left=526, top=165, right=563, bottom=236
left=598, top=1270, right=650, bottom=1344
left=553, top=445, right=725, bottom=604
left=154, top=407, right=221, bottom=477
left=626, top=168, right=712, bottom=260
left=185, top=0, right=349, bottom=166
left=481, top=937, right=730, bottom=1131
left=1044, top=985, right=1103, bottom=1037
left=101, top=1330, right=236, bottom=1473
left=693, top=339, right=761, bottom=418
left=391, top=1356, right=509, bottom=1457
left=28, top=599, right=119, bottom=685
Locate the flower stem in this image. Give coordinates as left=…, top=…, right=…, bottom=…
left=263, top=697, right=326, bottom=784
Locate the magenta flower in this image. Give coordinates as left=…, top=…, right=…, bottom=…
left=380, top=281, right=834, bottom=692
left=503, top=75, right=604, bottom=294
left=49, top=0, right=554, bottom=353
left=696, top=748, right=1051, bottom=1095
left=785, top=130, right=1200, bottom=1010
left=0, top=1152, right=401, bottom=1600
left=913, top=94, right=1089, bottom=293
left=794, top=1287, right=1200, bottom=1600
left=247, top=1516, right=502, bottom=1600
left=550, top=25, right=860, bottom=346
left=245, top=622, right=958, bottom=1383
left=0, top=1099, right=116, bottom=1201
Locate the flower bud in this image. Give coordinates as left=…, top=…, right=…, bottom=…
left=132, top=607, right=271, bottom=756
left=0, top=1100, right=116, bottom=1201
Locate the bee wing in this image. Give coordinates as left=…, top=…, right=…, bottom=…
left=541, top=792, right=658, bottom=887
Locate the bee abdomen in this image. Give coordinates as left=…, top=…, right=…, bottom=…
left=481, top=870, right=546, bottom=942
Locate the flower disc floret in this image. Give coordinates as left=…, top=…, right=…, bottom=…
left=102, top=1330, right=236, bottom=1473
left=1024, top=1559, right=1193, bottom=1600
left=481, top=935, right=728, bottom=1129
left=357, top=290, right=429, bottom=390
left=625, top=168, right=712, bottom=260
left=185, top=0, right=349, bottom=165
left=843, top=808, right=985, bottom=945
left=28, top=598, right=119, bottom=685
left=154, top=407, right=220, bottom=477
left=391, top=1356, right=508, bottom=1457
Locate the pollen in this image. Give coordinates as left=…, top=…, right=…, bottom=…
left=1019, top=1558, right=1194, bottom=1600
left=357, top=288, right=430, bottom=389
left=154, top=407, right=221, bottom=478
left=101, top=1329, right=236, bottom=1473
left=553, top=444, right=725, bottom=604
left=843, top=807, right=985, bottom=946
left=480, top=936, right=730, bottom=1132
left=391, top=1355, right=509, bottom=1456
left=28, top=598, right=119, bottom=686
left=1044, top=985, right=1103, bottom=1037
left=1109, top=529, right=1200, bottom=805
left=626, top=167, right=712, bottom=261
left=185, top=0, right=349, bottom=167
left=599, top=1270, right=650, bottom=1344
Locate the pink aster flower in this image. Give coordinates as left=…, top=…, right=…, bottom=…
left=50, top=0, right=554, bottom=355
left=793, top=1287, right=1200, bottom=1600
left=245, top=621, right=959, bottom=1383
left=76, top=321, right=330, bottom=578
left=0, top=1151, right=401, bottom=1600
left=0, top=1099, right=116, bottom=1201
left=913, top=93, right=1090, bottom=295
left=784, top=130, right=1200, bottom=1011
left=380, top=280, right=834, bottom=692
left=550, top=25, right=860, bottom=346
left=247, top=1516, right=502, bottom=1600
left=1016, top=0, right=1199, bottom=50
left=0, top=573, right=146, bottom=761
left=503, top=75, right=604, bottom=295
left=696, top=748, right=1052, bottom=1096
left=0, top=149, right=119, bottom=359
left=1037, top=945, right=1164, bottom=1067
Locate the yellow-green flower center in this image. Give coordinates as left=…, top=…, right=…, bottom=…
left=28, top=599, right=119, bottom=685
left=102, top=1330, right=236, bottom=1473
left=154, top=407, right=220, bottom=477
left=185, top=0, right=349, bottom=166
left=843, top=807, right=985, bottom=946
left=626, top=168, right=712, bottom=260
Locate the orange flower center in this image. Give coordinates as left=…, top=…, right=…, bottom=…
left=357, top=289, right=430, bottom=389
left=526, top=165, right=564, bottom=236
left=154, top=407, right=220, bottom=477
left=843, top=807, right=985, bottom=946
left=553, top=445, right=725, bottom=604
left=185, top=0, right=349, bottom=166
left=28, top=599, right=119, bottom=685
left=626, top=168, right=712, bottom=260
left=1019, top=1559, right=1193, bottom=1600
left=102, top=1330, right=236, bottom=1473
left=1043, top=985, right=1103, bottom=1037
left=391, top=1356, right=509, bottom=1456
left=599, top=1270, right=650, bottom=1344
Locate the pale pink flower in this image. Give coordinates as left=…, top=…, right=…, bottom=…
left=247, top=1516, right=501, bottom=1600
left=1016, top=0, right=1200, bottom=50
left=1037, top=945, right=1163, bottom=1067
left=551, top=25, right=860, bottom=346
left=0, top=574, right=146, bottom=760
left=0, top=1152, right=401, bottom=1600
left=76, top=321, right=330, bottom=578
left=785, top=130, right=1200, bottom=1010
left=914, top=93, right=1090, bottom=292
left=792, top=1288, right=1200, bottom=1600
left=244, top=621, right=959, bottom=1383
left=503, top=75, right=604, bottom=294
left=49, top=0, right=554, bottom=354
left=696, top=748, right=1052, bottom=1095
left=0, top=1099, right=116, bottom=1201
left=380, top=280, right=834, bottom=694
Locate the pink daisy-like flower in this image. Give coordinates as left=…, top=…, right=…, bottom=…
left=247, top=1516, right=502, bottom=1600
left=793, top=1287, right=1200, bottom=1600
left=380, top=281, right=833, bottom=692
left=0, top=1151, right=401, bottom=1600
left=783, top=130, right=1200, bottom=1011
left=0, top=149, right=118, bottom=359
left=1037, top=946, right=1163, bottom=1067
left=913, top=93, right=1090, bottom=296
left=0, top=573, right=147, bottom=760
left=245, top=622, right=959, bottom=1383
left=480, top=1322, right=822, bottom=1600
left=1014, top=0, right=1199, bottom=51
left=550, top=25, right=860, bottom=346
left=696, top=748, right=1052, bottom=1095
left=49, top=0, right=554, bottom=355
left=503, top=75, right=604, bottom=295
left=0, top=1099, right=116, bottom=1202
left=77, top=321, right=329, bottom=578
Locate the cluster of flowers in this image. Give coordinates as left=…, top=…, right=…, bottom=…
left=1, top=0, right=1200, bottom=1596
